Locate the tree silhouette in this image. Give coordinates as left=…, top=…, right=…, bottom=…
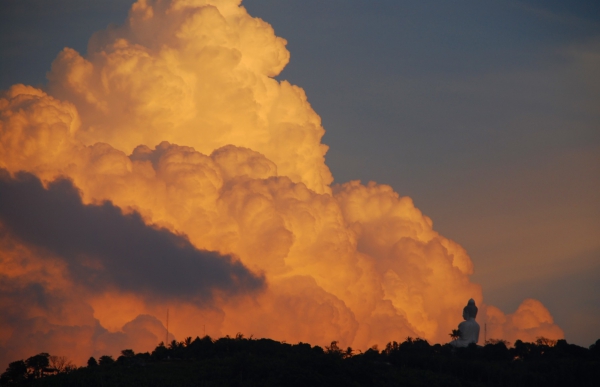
left=449, top=329, right=461, bottom=340
left=98, top=355, right=115, bottom=366
left=325, top=340, right=341, bottom=355
left=344, top=347, right=353, bottom=359
left=591, top=339, right=600, bottom=357
left=49, top=355, right=74, bottom=373
left=121, top=349, right=135, bottom=358
left=0, top=360, right=27, bottom=385
left=25, top=353, right=50, bottom=378
left=485, top=338, right=509, bottom=346
left=168, top=339, right=182, bottom=350
left=535, top=336, right=557, bottom=347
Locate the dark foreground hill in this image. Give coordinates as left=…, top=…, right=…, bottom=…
left=3, top=336, right=600, bottom=387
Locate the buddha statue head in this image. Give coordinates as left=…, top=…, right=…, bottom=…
left=462, top=298, right=478, bottom=320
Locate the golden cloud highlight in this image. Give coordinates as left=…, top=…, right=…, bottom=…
left=0, top=0, right=562, bottom=367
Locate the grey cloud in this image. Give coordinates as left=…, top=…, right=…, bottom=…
left=0, top=170, right=265, bottom=301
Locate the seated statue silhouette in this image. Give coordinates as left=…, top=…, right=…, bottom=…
left=450, top=298, right=480, bottom=347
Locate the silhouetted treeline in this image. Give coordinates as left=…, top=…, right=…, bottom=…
left=3, top=335, right=600, bottom=386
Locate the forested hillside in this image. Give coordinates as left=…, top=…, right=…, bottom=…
left=3, top=335, right=599, bottom=386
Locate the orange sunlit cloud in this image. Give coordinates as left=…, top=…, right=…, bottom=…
left=0, top=0, right=562, bottom=367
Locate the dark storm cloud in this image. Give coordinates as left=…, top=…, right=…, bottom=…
left=0, top=170, right=264, bottom=301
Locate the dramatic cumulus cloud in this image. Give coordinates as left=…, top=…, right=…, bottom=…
left=0, top=169, right=264, bottom=299
left=0, top=226, right=175, bottom=367
left=47, top=0, right=332, bottom=194
left=0, top=0, right=563, bottom=367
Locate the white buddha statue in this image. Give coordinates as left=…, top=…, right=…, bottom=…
left=450, top=298, right=480, bottom=347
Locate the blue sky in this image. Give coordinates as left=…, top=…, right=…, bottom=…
left=1, top=0, right=599, bottom=346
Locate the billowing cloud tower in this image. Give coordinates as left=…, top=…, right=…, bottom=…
left=0, top=0, right=563, bottom=367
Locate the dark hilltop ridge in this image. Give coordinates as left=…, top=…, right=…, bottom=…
left=2, top=335, right=600, bottom=387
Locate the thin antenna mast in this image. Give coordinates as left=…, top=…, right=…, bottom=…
left=166, top=308, right=169, bottom=345
left=484, top=323, right=487, bottom=344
